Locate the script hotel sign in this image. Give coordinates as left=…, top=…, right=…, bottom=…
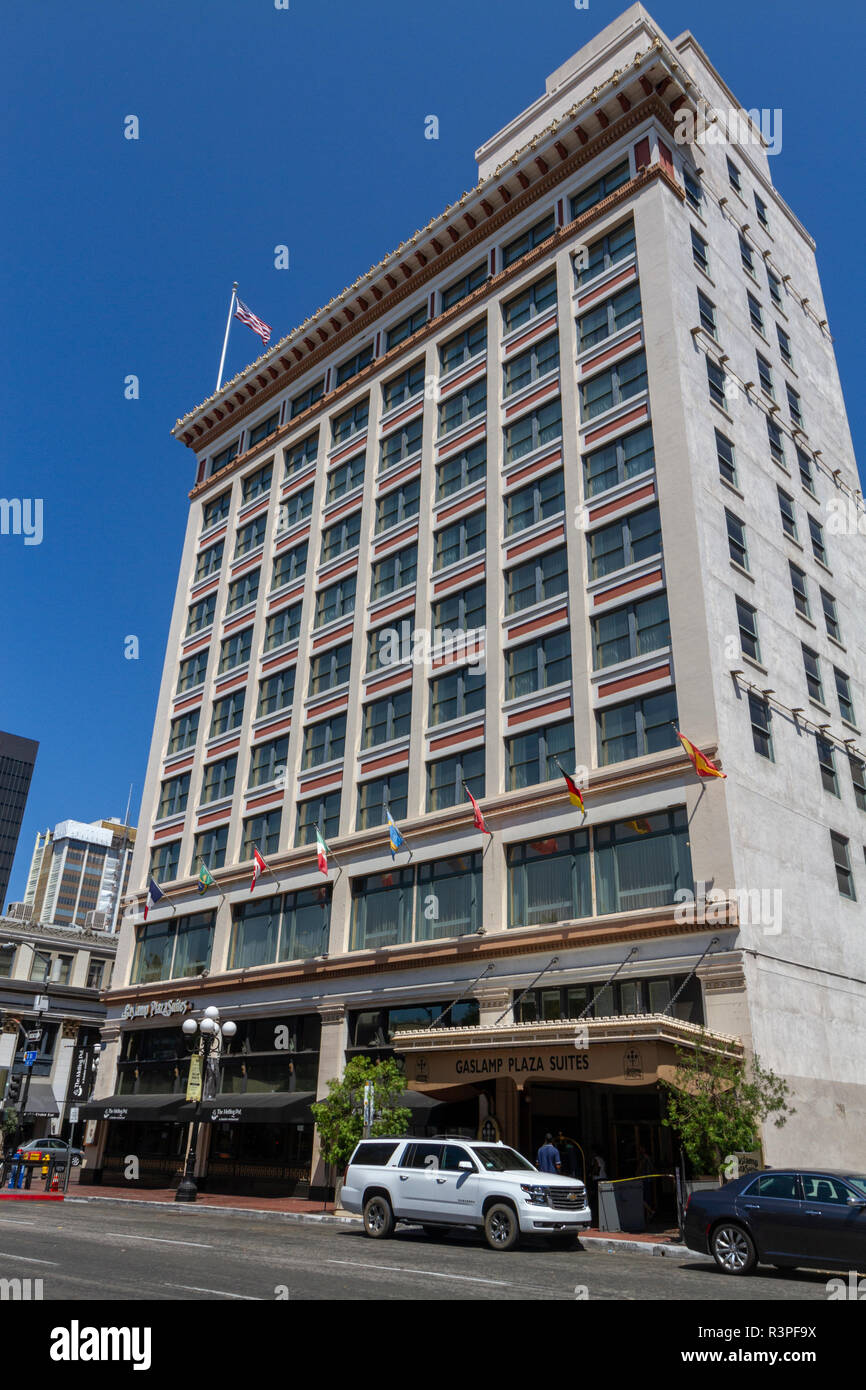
left=121, top=999, right=193, bottom=1021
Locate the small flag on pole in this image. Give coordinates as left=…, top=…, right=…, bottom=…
left=462, top=781, right=491, bottom=835
left=676, top=729, right=727, bottom=780
left=386, top=812, right=405, bottom=860
left=197, top=862, right=216, bottom=895
left=234, top=298, right=272, bottom=347
left=315, top=828, right=330, bottom=876
left=555, top=759, right=585, bottom=812
left=144, top=878, right=164, bottom=920
left=250, top=847, right=269, bottom=892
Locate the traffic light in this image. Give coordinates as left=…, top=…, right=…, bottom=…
left=5, top=1073, right=22, bottom=1106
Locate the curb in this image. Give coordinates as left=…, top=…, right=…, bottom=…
left=580, top=1234, right=701, bottom=1259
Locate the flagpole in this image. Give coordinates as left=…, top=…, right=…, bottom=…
left=198, top=859, right=226, bottom=903
left=216, top=282, right=238, bottom=392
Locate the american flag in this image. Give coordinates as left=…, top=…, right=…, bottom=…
left=234, top=298, right=272, bottom=347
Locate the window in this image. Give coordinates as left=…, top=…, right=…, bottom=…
left=584, top=423, right=654, bottom=497
left=576, top=220, right=635, bottom=287
left=356, top=771, right=409, bottom=830
left=315, top=574, right=356, bottom=627
left=186, top=593, right=216, bottom=635
left=755, top=192, right=769, bottom=229
left=747, top=291, right=764, bottom=334
left=290, top=379, right=324, bottom=419
left=505, top=470, right=565, bottom=537
left=507, top=831, right=591, bottom=927
left=706, top=357, right=727, bottom=409
left=415, top=856, right=482, bottom=939
left=284, top=431, right=318, bottom=478
left=437, top=440, right=486, bottom=499
left=739, top=233, right=755, bottom=275
left=320, top=511, right=361, bottom=562
left=177, top=651, right=208, bottom=694
left=592, top=593, right=670, bottom=669
left=209, top=439, right=240, bottom=477
left=849, top=755, right=866, bottom=812
left=349, top=867, right=413, bottom=950
left=808, top=514, right=827, bottom=566
left=435, top=511, right=485, bottom=570
left=249, top=735, right=289, bottom=789
left=372, top=544, right=417, bottom=598
left=691, top=227, right=709, bottom=274
left=830, top=832, right=855, bottom=898
left=778, top=488, right=797, bottom=540
left=756, top=352, right=774, bottom=398
left=736, top=597, right=760, bottom=662
left=596, top=689, right=678, bottom=765
left=697, top=289, right=717, bottom=339
left=427, top=746, right=484, bottom=812
left=820, top=589, right=841, bottom=642
left=506, top=719, right=575, bottom=790
left=226, top=567, right=260, bottom=614
left=777, top=324, right=793, bottom=368
left=327, top=452, right=365, bottom=501
left=168, top=709, right=199, bottom=755
left=767, top=417, right=785, bottom=467
left=382, top=360, right=424, bottom=412
left=786, top=383, right=803, bottom=429
left=716, top=430, right=736, bottom=485
left=195, top=539, right=224, bottom=581
left=503, top=272, right=557, bottom=332
left=507, top=630, right=571, bottom=698
left=569, top=159, right=629, bottom=219
left=440, top=320, right=486, bottom=373
left=378, top=478, right=422, bottom=530
left=201, top=756, right=237, bottom=804
left=438, top=379, right=486, bottom=436
left=429, top=665, right=485, bottom=724
left=210, top=688, right=246, bottom=738
left=218, top=626, right=253, bottom=674
left=309, top=641, right=352, bottom=695
left=589, top=504, right=661, bottom=579
left=235, top=514, right=267, bottom=558
left=332, top=399, right=369, bottom=445
left=264, top=602, right=302, bottom=651
left=297, top=791, right=341, bottom=847
left=683, top=167, right=702, bottom=212
left=504, top=398, right=562, bottom=462
left=367, top=615, right=414, bottom=671
left=277, top=485, right=314, bottom=534
left=748, top=693, right=773, bottom=760
left=767, top=267, right=783, bottom=307
left=789, top=562, right=810, bottom=618
left=302, top=716, right=346, bottom=769
left=380, top=414, right=423, bottom=472
left=150, top=840, right=180, bottom=883
left=504, top=333, right=559, bottom=396
left=802, top=644, right=824, bottom=703
left=817, top=736, right=839, bottom=796
left=506, top=547, right=568, bottom=613
left=442, top=262, right=488, bottom=311
left=594, top=809, right=692, bottom=915
left=241, top=462, right=272, bottom=504
left=797, top=448, right=815, bottom=494
left=87, top=959, right=107, bottom=990
left=502, top=211, right=555, bottom=268
left=0, top=945, right=15, bottom=977
left=579, top=283, right=641, bottom=350
left=385, top=306, right=427, bottom=352
left=336, top=344, right=373, bottom=387
left=581, top=351, right=646, bottom=420
left=133, top=911, right=215, bottom=983
left=193, top=824, right=229, bottom=873
left=272, top=540, right=308, bottom=590
left=835, top=668, right=855, bottom=724
left=241, top=810, right=282, bottom=861
left=248, top=413, right=278, bottom=447
left=726, top=157, right=742, bottom=193
left=363, top=689, right=412, bottom=748
left=432, top=584, right=485, bottom=637
left=258, top=666, right=295, bottom=718
left=202, top=491, right=231, bottom=530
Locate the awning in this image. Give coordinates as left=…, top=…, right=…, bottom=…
left=177, top=1092, right=316, bottom=1125
left=79, top=1094, right=190, bottom=1123
left=22, top=1081, right=59, bottom=1119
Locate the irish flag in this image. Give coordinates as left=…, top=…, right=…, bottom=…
left=676, top=730, right=726, bottom=780
left=315, top=828, right=330, bottom=876
left=249, top=847, right=269, bottom=892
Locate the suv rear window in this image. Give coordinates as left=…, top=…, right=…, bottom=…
left=351, top=1142, right=400, bottom=1166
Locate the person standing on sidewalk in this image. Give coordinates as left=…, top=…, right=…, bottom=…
left=536, top=1133, right=561, bottom=1174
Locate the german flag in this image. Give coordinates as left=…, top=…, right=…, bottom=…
left=555, top=759, right=585, bottom=812
left=676, top=729, right=727, bottom=780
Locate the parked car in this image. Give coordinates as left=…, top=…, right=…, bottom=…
left=683, top=1168, right=866, bottom=1274
left=15, top=1137, right=84, bottom=1168
left=342, top=1136, right=592, bottom=1251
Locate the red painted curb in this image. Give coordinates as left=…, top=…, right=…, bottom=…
left=0, top=1193, right=65, bottom=1201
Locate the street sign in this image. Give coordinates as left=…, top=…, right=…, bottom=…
left=33, top=995, right=50, bottom=1012
left=24, top=1051, right=38, bottom=1065
left=69, top=1106, right=80, bottom=1124
left=25, top=1030, right=42, bottom=1043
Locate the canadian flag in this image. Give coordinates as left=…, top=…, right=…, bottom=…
left=250, top=847, right=269, bottom=892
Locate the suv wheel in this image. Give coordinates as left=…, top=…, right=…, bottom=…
left=711, top=1222, right=756, bottom=1275
left=484, top=1203, right=520, bottom=1252
left=363, top=1195, right=395, bottom=1240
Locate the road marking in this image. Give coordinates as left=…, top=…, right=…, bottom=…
left=105, top=1233, right=213, bottom=1248
left=0, top=1251, right=58, bottom=1265
left=327, top=1259, right=507, bottom=1286
left=165, top=1283, right=261, bottom=1300
left=0, top=1218, right=34, bottom=1227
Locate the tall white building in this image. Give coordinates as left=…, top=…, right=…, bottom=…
left=86, top=5, right=864, bottom=1200
left=23, top=819, right=136, bottom=932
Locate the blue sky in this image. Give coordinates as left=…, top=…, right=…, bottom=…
left=1, top=0, right=862, bottom=904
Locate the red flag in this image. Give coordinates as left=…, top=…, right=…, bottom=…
left=462, top=781, right=491, bottom=835
left=676, top=730, right=726, bottom=780
left=250, top=847, right=269, bottom=892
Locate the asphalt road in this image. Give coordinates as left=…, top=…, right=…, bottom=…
left=0, top=1198, right=844, bottom=1301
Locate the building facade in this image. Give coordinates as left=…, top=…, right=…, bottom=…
left=21, top=819, right=136, bottom=932
left=0, top=731, right=39, bottom=913
left=88, top=5, right=864, bottom=1199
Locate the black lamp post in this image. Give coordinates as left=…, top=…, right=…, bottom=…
left=175, top=1006, right=236, bottom=1203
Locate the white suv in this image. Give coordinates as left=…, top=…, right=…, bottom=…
left=342, top=1136, right=592, bottom=1251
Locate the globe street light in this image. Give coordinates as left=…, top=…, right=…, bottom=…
left=175, top=1006, right=236, bottom=1203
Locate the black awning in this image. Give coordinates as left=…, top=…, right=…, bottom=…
left=176, top=1091, right=317, bottom=1125
left=79, top=1093, right=189, bottom=1122
left=22, top=1081, right=59, bottom=1118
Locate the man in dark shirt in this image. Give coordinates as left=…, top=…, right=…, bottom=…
left=537, top=1133, right=561, bottom=1174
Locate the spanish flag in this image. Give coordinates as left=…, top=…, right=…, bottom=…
left=555, top=759, right=585, bottom=812
left=676, top=729, right=726, bottom=780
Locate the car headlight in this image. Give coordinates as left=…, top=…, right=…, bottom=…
left=520, top=1183, right=549, bottom=1206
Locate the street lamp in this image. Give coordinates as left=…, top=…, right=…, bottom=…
left=175, top=1006, right=236, bottom=1203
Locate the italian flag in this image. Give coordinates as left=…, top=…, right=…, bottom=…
left=676, top=730, right=727, bottom=780
left=315, top=828, right=330, bottom=876
left=250, top=847, right=269, bottom=892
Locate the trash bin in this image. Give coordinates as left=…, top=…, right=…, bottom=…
left=598, top=1181, right=619, bottom=1231
left=614, top=1178, right=645, bottom=1233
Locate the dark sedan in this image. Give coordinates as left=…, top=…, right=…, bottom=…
left=683, top=1168, right=866, bottom=1275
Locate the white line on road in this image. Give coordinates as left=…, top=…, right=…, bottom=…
left=165, top=1284, right=261, bottom=1300
left=327, top=1259, right=507, bottom=1286
left=0, top=1218, right=34, bottom=1226
left=0, top=1251, right=58, bottom=1265
left=105, top=1233, right=213, bottom=1248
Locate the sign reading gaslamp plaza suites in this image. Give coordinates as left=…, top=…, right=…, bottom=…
left=405, top=1039, right=674, bottom=1087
